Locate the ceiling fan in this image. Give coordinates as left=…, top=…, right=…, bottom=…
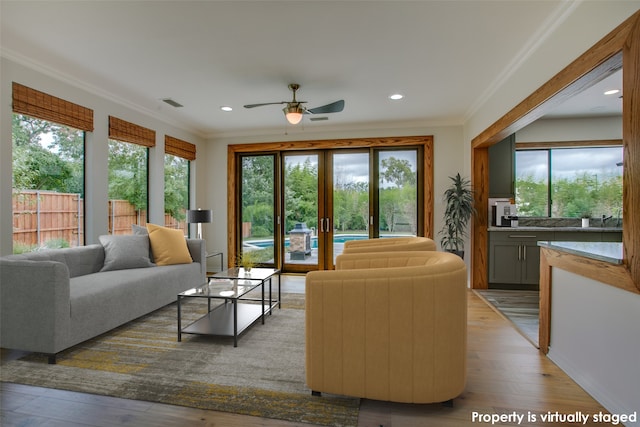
left=244, top=84, right=345, bottom=125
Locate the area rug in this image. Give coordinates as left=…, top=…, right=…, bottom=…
left=0, top=293, right=359, bottom=427
left=474, top=289, right=539, bottom=347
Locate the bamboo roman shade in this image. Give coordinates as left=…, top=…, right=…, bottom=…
left=165, top=135, right=196, bottom=161
left=12, top=82, right=94, bottom=131
left=109, top=116, right=156, bottom=147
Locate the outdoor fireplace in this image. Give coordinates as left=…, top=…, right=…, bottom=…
left=290, top=222, right=312, bottom=260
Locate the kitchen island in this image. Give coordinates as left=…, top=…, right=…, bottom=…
left=536, top=240, right=639, bottom=423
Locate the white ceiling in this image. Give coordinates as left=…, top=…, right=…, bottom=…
left=0, top=1, right=624, bottom=138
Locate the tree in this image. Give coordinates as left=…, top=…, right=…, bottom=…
left=108, top=140, right=148, bottom=210
left=164, top=154, right=189, bottom=221
left=379, top=157, right=417, bottom=232
left=12, top=114, right=83, bottom=194
left=242, top=156, right=275, bottom=237
left=515, top=174, right=548, bottom=217
left=380, top=157, right=416, bottom=187
left=284, top=158, right=317, bottom=232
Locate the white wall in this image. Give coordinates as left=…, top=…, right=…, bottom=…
left=516, top=116, right=622, bottom=142
left=463, top=4, right=640, bottom=416
left=0, top=57, right=205, bottom=256
left=464, top=1, right=639, bottom=144
left=548, top=268, right=640, bottom=425
left=200, top=125, right=466, bottom=268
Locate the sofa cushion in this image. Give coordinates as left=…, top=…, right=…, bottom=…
left=6, top=245, right=104, bottom=277
left=146, top=223, right=193, bottom=266
left=99, top=235, right=154, bottom=271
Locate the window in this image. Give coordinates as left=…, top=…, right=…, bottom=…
left=163, top=136, right=195, bottom=235
left=107, top=116, right=154, bottom=235
left=11, top=83, right=93, bottom=253
left=378, top=150, right=418, bottom=235
left=108, top=140, right=149, bottom=234
left=12, top=114, right=85, bottom=252
left=515, top=146, right=623, bottom=218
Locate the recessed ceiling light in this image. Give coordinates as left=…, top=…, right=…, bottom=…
left=389, top=93, right=404, bottom=100
left=220, top=106, right=233, bottom=112
left=604, top=89, right=620, bottom=95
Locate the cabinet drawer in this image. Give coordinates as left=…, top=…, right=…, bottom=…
left=489, top=231, right=554, bottom=242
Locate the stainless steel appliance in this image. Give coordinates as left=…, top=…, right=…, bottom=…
left=495, top=202, right=517, bottom=227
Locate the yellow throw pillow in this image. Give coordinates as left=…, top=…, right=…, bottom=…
left=146, top=223, right=193, bottom=266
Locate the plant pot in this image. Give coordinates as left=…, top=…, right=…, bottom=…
left=446, top=249, right=464, bottom=259
left=582, top=218, right=590, bottom=228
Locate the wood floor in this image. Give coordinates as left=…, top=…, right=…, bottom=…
left=2, top=277, right=609, bottom=427
left=474, top=289, right=540, bottom=347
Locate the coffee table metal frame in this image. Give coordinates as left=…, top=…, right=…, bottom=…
left=177, top=267, right=280, bottom=347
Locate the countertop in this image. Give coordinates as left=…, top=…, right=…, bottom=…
left=537, top=241, right=623, bottom=264
left=488, top=226, right=622, bottom=232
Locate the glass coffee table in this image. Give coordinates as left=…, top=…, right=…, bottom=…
left=177, top=268, right=280, bottom=347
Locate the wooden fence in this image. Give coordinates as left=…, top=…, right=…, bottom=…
left=13, top=190, right=84, bottom=248
left=13, top=190, right=187, bottom=250
left=108, top=200, right=186, bottom=235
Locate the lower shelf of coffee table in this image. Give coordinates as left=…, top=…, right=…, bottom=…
left=182, top=301, right=270, bottom=338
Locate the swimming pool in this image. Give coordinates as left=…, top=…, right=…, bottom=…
left=245, top=234, right=407, bottom=249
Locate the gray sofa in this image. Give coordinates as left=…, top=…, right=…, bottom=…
left=0, top=238, right=205, bottom=363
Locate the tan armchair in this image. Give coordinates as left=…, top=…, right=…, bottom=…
left=305, top=250, right=466, bottom=404
left=342, top=236, right=436, bottom=254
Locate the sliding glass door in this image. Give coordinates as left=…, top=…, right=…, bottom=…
left=329, top=151, right=370, bottom=265
left=282, top=152, right=322, bottom=271
left=237, top=145, right=422, bottom=273
left=239, top=154, right=276, bottom=267
left=377, top=149, right=419, bottom=236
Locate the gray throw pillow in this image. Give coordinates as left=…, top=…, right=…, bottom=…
left=99, top=235, right=155, bottom=271
left=132, top=224, right=154, bottom=262
left=131, top=224, right=148, bottom=235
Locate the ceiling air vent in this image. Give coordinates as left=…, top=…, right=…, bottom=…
left=310, top=117, right=329, bottom=122
left=162, top=98, right=183, bottom=108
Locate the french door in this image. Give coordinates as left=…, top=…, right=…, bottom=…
left=235, top=140, right=427, bottom=274
left=282, top=150, right=373, bottom=272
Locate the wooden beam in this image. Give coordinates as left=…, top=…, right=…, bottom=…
left=622, top=10, right=640, bottom=292
left=471, top=147, right=489, bottom=289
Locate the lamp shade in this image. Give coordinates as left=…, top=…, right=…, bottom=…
left=283, top=105, right=304, bottom=125
left=187, top=209, right=212, bottom=224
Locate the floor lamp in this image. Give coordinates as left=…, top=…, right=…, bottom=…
left=187, top=208, right=212, bottom=240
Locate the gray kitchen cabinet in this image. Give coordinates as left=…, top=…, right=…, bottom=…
left=600, top=231, right=623, bottom=242
left=489, top=231, right=554, bottom=288
left=553, top=231, right=598, bottom=242
left=488, top=134, right=515, bottom=198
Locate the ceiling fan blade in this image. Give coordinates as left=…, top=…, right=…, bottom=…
left=305, top=100, right=345, bottom=114
left=243, top=102, right=288, bottom=109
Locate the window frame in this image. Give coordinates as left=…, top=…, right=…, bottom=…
left=515, top=140, right=623, bottom=218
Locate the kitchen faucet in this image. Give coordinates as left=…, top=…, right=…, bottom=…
left=601, top=214, right=613, bottom=227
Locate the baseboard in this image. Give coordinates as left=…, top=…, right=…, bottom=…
left=547, top=349, right=639, bottom=426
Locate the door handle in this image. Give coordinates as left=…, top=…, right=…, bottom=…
left=325, top=217, right=330, bottom=232
left=518, top=245, right=522, bottom=261
left=523, top=245, right=527, bottom=260
left=319, top=218, right=325, bottom=233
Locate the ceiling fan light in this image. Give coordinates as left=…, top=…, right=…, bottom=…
left=284, top=106, right=304, bottom=124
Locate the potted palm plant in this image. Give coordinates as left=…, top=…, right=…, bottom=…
left=439, top=173, right=476, bottom=259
